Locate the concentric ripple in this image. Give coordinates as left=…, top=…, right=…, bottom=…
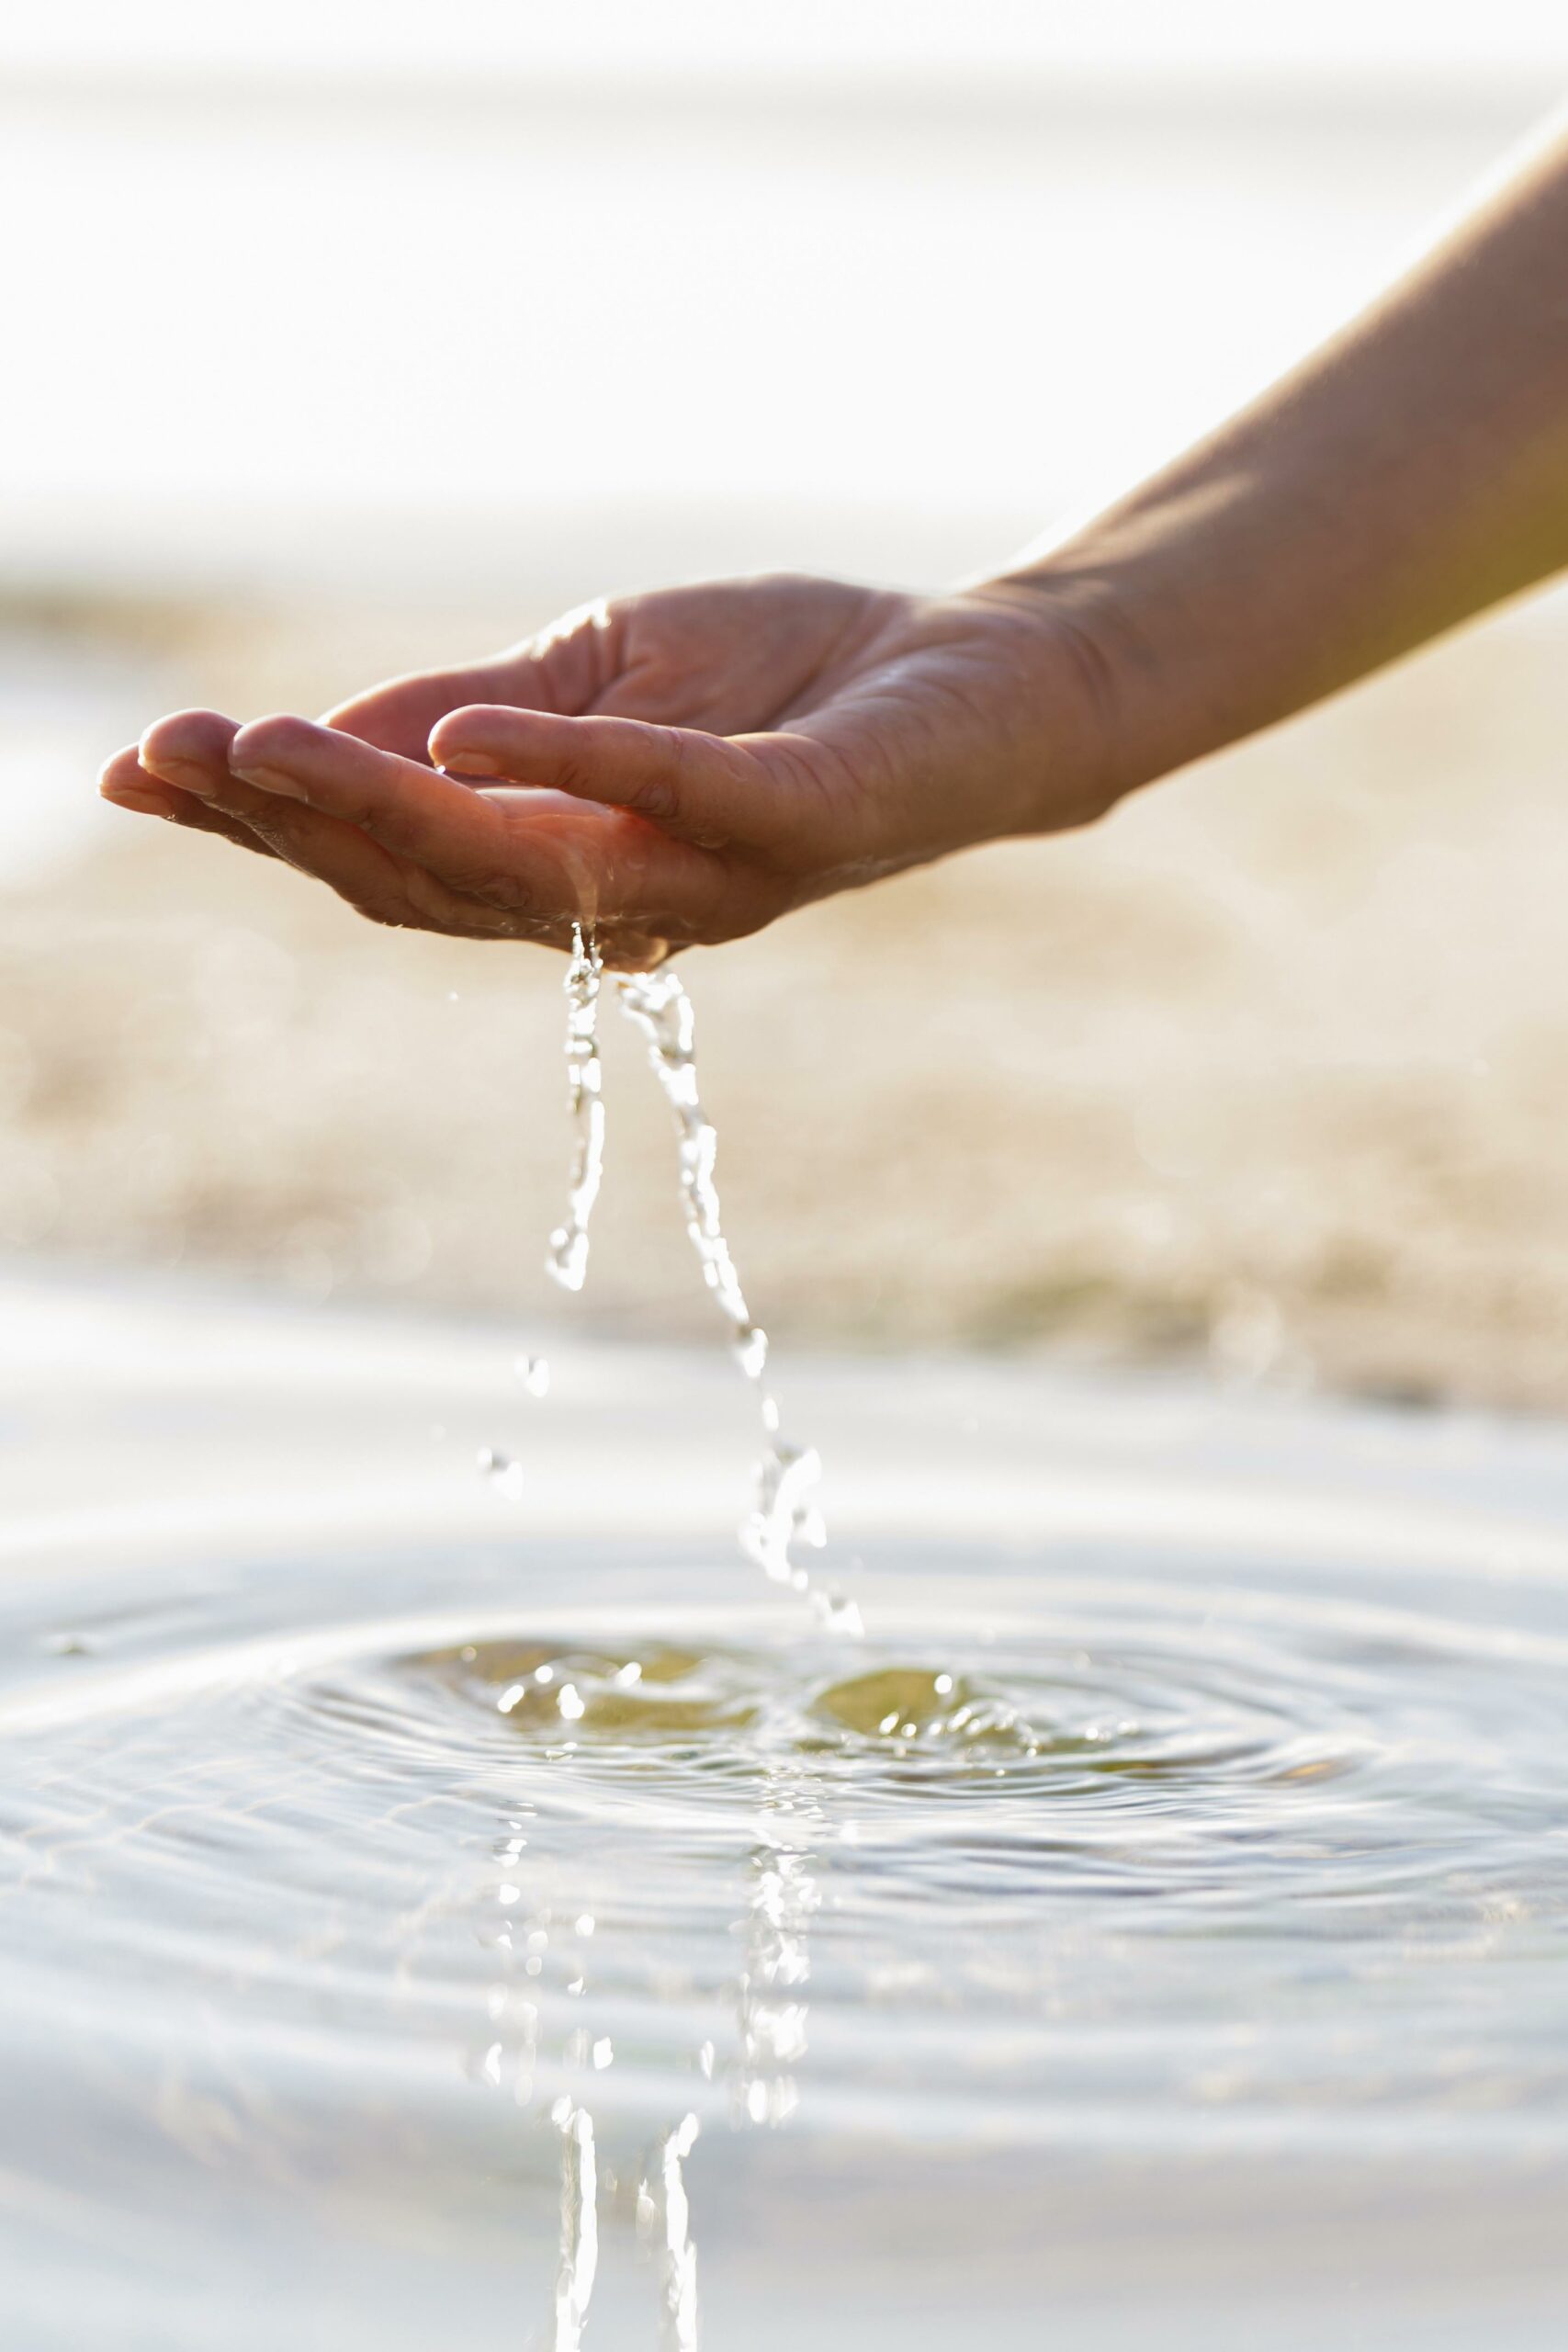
left=410, top=1624, right=1359, bottom=1792
left=5, top=1534, right=1568, bottom=2346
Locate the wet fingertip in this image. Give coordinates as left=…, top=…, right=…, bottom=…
left=429, top=729, right=500, bottom=777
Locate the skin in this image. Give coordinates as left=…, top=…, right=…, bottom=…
left=102, top=123, right=1568, bottom=968
left=101, top=579, right=1112, bottom=969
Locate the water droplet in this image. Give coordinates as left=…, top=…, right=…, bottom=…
left=478, top=1447, right=525, bottom=1502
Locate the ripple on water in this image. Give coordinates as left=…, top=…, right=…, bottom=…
left=412, top=1631, right=1362, bottom=1794
left=6, top=1545, right=1568, bottom=2346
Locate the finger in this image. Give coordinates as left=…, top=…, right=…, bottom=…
left=139, top=710, right=286, bottom=854
left=322, top=656, right=528, bottom=762
left=141, top=716, right=423, bottom=924
left=107, top=731, right=667, bottom=949
left=102, top=741, right=278, bottom=858
left=118, top=716, right=671, bottom=942
left=230, top=713, right=518, bottom=870
left=162, top=793, right=281, bottom=858
left=227, top=712, right=729, bottom=937
left=428, top=707, right=785, bottom=854
left=204, top=776, right=423, bottom=924
left=319, top=603, right=622, bottom=760
left=99, top=744, right=177, bottom=819
left=139, top=707, right=243, bottom=795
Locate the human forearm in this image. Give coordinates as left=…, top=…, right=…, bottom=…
left=1001, top=121, right=1568, bottom=806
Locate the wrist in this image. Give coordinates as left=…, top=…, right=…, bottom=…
left=954, top=560, right=1154, bottom=839
left=981, top=481, right=1258, bottom=825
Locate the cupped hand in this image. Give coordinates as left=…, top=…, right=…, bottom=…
left=99, top=572, right=1115, bottom=965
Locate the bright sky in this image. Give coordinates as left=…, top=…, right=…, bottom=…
left=6, top=0, right=1568, bottom=78
left=3, top=0, right=1564, bottom=621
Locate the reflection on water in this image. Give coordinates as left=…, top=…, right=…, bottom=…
left=551, top=2097, right=597, bottom=2352
left=6, top=1503, right=1568, bottom=2344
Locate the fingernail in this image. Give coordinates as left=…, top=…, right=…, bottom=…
left=439, top=751, right=500, bottom=778
left=142, top=754, right=211, bottom=795
left=140, top=752, right=230, bottom=808
left=103, top=784, right=175, bottom=818
left=231, top=762, right=309, bottom=801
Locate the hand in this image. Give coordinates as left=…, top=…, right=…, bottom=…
left=100, top=572, right=1117, bottom=966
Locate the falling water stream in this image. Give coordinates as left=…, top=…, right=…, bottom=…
left=539, top=929, right=857, bottom=1633
left=545, top=933, right=607, bottom=1297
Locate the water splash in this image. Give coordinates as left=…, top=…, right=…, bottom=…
left=546, top=928, right=606, bottom=1294
left=612, top=962, right=860, bottom=1634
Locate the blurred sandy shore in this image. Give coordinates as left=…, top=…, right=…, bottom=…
left=5, top=586, right=1568, bottom=1414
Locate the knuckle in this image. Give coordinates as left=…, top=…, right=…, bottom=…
left=629, top=772, right=680, bottom=825
left=623, top=727, right=685, bottom=825
left=550, top=750, right=598, bottom=801
left=337, top=794, right=383, bottom=835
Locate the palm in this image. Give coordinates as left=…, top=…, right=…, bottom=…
left=107, top=573, right=1098, bottom=961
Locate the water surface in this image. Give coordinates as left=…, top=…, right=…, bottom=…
left=3, top=1270, right=1568, bottom=2346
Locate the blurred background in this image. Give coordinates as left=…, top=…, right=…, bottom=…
left=5, top=0, right=1568, bottom=1406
